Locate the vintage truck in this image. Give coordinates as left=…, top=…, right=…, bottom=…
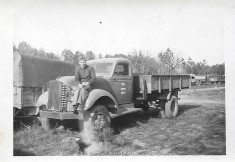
left=208, top=74, right=225, bottom=84
left=13, top=52, right=75, bottom=119
left=36, top=58, right=191, bottom=131
left=194, top=75, right=208, bottom=85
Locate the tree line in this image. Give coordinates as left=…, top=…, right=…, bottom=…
left=13, top=41, right=225, bottom=75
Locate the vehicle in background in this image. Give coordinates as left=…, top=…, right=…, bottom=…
left=13, top=52, right=75, bottom=119
left=195, top=75, right=207, bottom=85
left=189, top=74, right=225, bottom=86
left=208, top=74, right=225, bottom=84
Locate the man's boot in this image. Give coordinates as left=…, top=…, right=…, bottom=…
left=77, top=104, right=83, bottom=111
left=73, top=104, right=78, bottom=114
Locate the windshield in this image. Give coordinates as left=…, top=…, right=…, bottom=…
left=87, top=62, right=113, bottom=76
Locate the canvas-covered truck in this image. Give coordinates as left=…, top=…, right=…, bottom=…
left=36, top=58, right=190, bottom=131
left=13, top=52, right=75, bottom=119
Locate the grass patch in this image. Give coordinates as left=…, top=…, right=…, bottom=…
left=14, top=124, right=83, bottom=156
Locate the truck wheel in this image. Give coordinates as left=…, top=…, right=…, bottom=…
left=83, top=105, right=111, bottom=144
left=84, top=105, right=111, bottom=132
left=165, top=96, right=179, bottom=118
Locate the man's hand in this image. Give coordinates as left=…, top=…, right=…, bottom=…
left=78, top=83, right=83, bottom=88
left=82, top=82, right=89, bottom=86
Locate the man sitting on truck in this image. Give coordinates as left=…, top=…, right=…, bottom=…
left=73, top=56, right=96, bottom=113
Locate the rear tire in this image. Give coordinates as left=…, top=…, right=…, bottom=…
left=165, top=96, right=179, bottom=118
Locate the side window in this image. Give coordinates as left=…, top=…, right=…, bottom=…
left=114, top=63, right=129, bottom=76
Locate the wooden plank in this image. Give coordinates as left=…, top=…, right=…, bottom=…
left=22, top=87, right=42, bottom=107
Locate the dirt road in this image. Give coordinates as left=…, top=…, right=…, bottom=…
left=14, top=88, right=226, bottom=155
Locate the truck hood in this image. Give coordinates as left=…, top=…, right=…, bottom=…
left=56, top=76, right=115, bottom=98
left=38, top=76, right=115, bottom=112
left=56, top=76, right=112, bottom=89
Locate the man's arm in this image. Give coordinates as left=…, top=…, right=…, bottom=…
left=75, top=66, right=81, bottom=86
left=87, top=66, right=96, bottom=85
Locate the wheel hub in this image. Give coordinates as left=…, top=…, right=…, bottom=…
left=94, top=114, right=107, bottom=130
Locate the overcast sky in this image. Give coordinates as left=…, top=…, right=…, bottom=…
left=13, top=0, right=226, bottom=65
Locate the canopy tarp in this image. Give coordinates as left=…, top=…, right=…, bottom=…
left=13, top=52, right=75, bottom=87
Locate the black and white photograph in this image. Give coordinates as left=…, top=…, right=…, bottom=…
left=1, top=0, right=235, bottom=160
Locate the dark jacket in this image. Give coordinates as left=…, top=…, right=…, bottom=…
left=74, top=64, right=96, bottom=85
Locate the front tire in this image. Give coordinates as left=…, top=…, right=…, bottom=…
left=84, top=105, right=111, bottom=132
left=83, top=105, right=111, bottom=144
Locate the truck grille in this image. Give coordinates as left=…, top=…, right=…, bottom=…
left=60, top=84, right=67, bottom=112
left=47, top=80, right=69, bottom=112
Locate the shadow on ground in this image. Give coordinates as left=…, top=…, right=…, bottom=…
left=178, top=104, right=201, bottom=116
left=111, top=103, right=201, bottom=134
left=111, top=109, right=160, bottom=134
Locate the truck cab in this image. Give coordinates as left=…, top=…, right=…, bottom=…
left=88, top=58, right=133, bottom=104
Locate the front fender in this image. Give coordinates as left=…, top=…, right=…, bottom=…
left=36, top=91, right=48, bottom=107
left=84, top=89, right=118, bottom=110
left=35, top=91, right=48, bottom=115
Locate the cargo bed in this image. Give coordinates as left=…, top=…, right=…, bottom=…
left=134, top=74, right=191, bottom=93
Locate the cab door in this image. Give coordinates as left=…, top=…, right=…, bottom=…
left=109, top=61, right=133, bottom=104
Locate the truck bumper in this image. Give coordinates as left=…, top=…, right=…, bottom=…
left=39, top=110, right=83, bottom=120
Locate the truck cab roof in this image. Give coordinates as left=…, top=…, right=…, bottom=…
left=87, top=58, right=132, bottom=78
left=87, top=57, right=131, bottom=64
